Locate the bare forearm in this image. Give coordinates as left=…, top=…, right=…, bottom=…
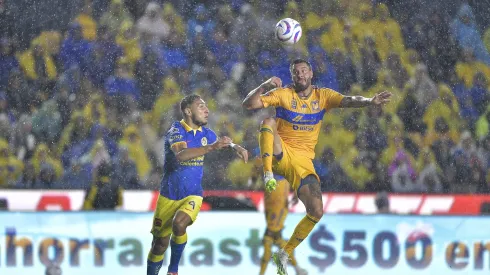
left=175, top=146, right=214, bottom=161
left=242, top=83, right=274, bottom=110
left=339, top=96, right=374, bottom=108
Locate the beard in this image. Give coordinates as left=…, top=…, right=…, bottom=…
left=192, top=113, right=207, bottom=126
left=293, top=78, right=311, bottom=92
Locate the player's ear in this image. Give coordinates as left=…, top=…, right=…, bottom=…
left=185, top=108, right=191, bottom=116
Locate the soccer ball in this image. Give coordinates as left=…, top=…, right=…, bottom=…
left=275, top=18, right=302, bottom=44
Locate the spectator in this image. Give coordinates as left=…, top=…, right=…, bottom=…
left=113, top=146, right=140, bottom=189
left=0, top=138, right=23, bottom=187
left=450, top=3, right=490, bottom=65
left=187, top=4, right=216, bottom=43
left=83, top=161, right=123, bottom=210
left=105, top=58, right=140, bottom=116
left=10, top=114, right=36, bottom=161
left=455, top=48, right=490, bottom=88
left=416, top=148, right=443, bottom=193
left=476, top=110, right=490, bottom=140
left=18, top=40, right=57, bottom=85
left=135, top=46, right=165, bottom=111
left=31, top=99, right=62, bottom=144
left=31, top=144, right=63, bottom=180
left=469, top=72, right=489, bottom=116
left=115, top=21, right=142, bottom=66
left=119, top=124, right=152, bottom=182
left=5, top=70, right=34, bottom=115
left=310, top=46, right=339, bottom=91
left=407, top=63, right=438, bottom=109
left=59, top=23, right=91, bottom=71
left=86, top=26, right=123, bottom=88
left=136, top=2, right=169, bottom=43
left=372, top=3, right=405, bottom=61
left=59, top=159, right=91, bottom=189
left=0, top=38, right=19, bottom=89
left=14, top=161, right=36, bottom=189
left=100, top=0, right=133, bottom=37
left=34, top=163, right=59, bottom=189
left=74, top=0, right=97, bottom=41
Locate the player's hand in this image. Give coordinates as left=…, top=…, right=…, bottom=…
left=211, top=136, right=232, bottom=150
left=233, top=145, right=249, bottom=163
left=262, top=77, right=282, bottom=91
left=372, top=91, right=392, bottom=106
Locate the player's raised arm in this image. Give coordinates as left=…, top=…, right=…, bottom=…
left=242, top=77, right=282, bottom=110
left=172, top=136, right=232, bottom=162
left=338, top=91, right=392, bottom=108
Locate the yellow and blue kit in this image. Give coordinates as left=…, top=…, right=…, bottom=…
left=151, top=119, right=217, bottom=238
left=260, top=85, right=344, bottom=191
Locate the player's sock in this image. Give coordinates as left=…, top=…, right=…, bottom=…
left=275, top=237, right=298, bottom=266
left=167, top=233, right=187, bottom=273
left=283, top=214, right=319, bottom=256
left=147, top=251, right=164, bottom=275
left=259, top=235, right=274, bottom=275
left=259, top=125, right=274, bottom=173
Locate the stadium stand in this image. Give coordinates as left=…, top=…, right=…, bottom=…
left=0, top=0, right=490, bottom=195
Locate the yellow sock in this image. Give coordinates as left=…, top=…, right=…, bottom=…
left=275, top=237, right=298, bottom=266
left=283, top=214, right=319, bottom=256
left=259, top=235, right=273, bottom=275
left=147, top=251, right=164, bottom=262
left=172, top=232, right=187, bottom=244
left=259, top=125, right=274, bottom=173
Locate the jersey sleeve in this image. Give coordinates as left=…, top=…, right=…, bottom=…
left=167, top=125, right=186, bottom=150
left=322, top=88, right=345, bottom=110
left=207, top=129, right=218, bottom=144
left=260, top=89, right=282, bottom=108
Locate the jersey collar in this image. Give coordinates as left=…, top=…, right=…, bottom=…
left=180, top=119, right=202, bottom=133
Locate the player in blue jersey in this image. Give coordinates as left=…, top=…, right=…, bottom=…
left=147, top=94, right=249, bottom=275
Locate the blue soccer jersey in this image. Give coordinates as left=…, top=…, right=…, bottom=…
left=160, top=120, right=217, bottom=200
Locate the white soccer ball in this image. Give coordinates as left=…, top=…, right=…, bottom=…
left=275, top=18, right=302, bottom=44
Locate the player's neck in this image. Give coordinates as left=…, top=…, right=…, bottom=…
left=184, top=118, right=200, bottom=130
left=296, top=86, right=312, bottom=99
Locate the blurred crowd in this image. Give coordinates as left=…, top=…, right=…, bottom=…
left=1, top=0, right=490, bottom=194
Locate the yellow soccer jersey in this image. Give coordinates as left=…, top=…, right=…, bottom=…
left=260, top=86, right=344, bottom=159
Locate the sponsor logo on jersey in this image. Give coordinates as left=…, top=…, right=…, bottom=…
left=291, top=99, right=297, bottom=109
left=201, top=137, right=207, bottom=146
left=293, top=125, right=314, bottom=131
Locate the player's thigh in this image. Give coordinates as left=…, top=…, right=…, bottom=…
left=175, top=196, right=203, bottom=227
left=151, top=195, right=179, bottom=238
left=293, top=156, right=320, bottom=193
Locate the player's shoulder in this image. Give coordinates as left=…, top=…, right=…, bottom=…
left=201, top=126, right=217, bottom=137
left=268, top=85, right=294, bottom=95
left=167, top=121, right=184, bottom=135
left=314, top=86, right=343, bottom=96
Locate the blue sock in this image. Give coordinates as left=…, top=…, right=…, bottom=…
left=147, top=259, right=163, bottom=275
left=167, top=235, right=187, bottom=273
left=147, top=252, right=164, bottom=275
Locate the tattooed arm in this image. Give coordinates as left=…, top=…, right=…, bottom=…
left=339, top=91, right=392, bottom=108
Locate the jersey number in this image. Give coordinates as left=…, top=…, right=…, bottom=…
left=188, top=201, right=196, bottom=210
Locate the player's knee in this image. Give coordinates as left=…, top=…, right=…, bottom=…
left=309, top=207, right=323, bottom=220
left=172, top=220, right=188, bottom=236
left=261, top=117, right=276, bottom=128
left=151, top=237, right=169, bottom=255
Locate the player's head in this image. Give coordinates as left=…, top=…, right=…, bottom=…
left=290, top=59, right=313, bottom=92
left=180, top=94, right=209, bottom=127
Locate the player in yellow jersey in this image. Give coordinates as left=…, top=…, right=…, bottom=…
left=259, top=174, right=307, bottom=275
left=243, top=59, right=391, bottom=275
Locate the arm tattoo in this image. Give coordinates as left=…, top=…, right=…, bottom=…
left=339, top=96, right=373, bottom=108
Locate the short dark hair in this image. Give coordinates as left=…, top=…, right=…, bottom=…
left=180, top=94, right=201, bottom=115
left=290, top=58, right=312, bottom=73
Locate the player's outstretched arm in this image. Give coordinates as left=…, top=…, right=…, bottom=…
left=338, top=91, right=392, bottom=108
left=230, top=143, right=249, bottom=163
left=172, top=136, right=232, bottom=162
left=242, top=77, right=282, bottom=110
